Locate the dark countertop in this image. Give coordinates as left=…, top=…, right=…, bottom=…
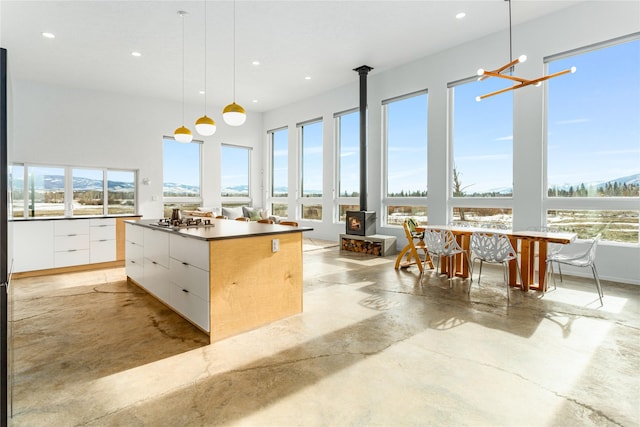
left=10, top=214, right=141, bottom=222
left=126, top=218, right=312, bottom=241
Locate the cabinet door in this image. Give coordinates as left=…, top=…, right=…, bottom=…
left=54, top=219, right=90, bottom=236
left=143, top=228, right=169, bottom=267
left=169, top=258, right=210, bottom=300
left=54, top=249, right=90, bottom=268
left=125, top=223, right=144, bottom=245
left=126, top=241, right=144, bottom=284
left=169, top=234, right=210, bottom=271
left=11, top=221, right=54, bottom=272
left=170, top=285, right=209, bottom=332
left=143, top=258, right=172, bottom=303
left=90, top=239, right=117, bottom=263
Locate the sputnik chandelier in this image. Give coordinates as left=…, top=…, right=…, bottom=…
left=475, top=0, right=575, bottom=101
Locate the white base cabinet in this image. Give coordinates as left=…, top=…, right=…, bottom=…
left=126, top=224, right=210, bottom=332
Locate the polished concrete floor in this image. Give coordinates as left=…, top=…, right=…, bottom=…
left=8, top=243, right=640, bottom=426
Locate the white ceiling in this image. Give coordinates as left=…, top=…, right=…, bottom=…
left=0, top=0, right=585, bottom=112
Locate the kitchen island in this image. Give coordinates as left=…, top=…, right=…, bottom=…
left=125, top=218, right=311, bottom=342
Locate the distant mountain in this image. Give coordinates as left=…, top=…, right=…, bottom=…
left=550, top=173, right=639, bottom=192
left=10, top=175, right=135, bottom=192
left=163, top=182, right=200, bottom=195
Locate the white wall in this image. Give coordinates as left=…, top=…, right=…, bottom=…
left=8, top=80, right=264, bottom=219
left=262, top=1, right=640, bottom=285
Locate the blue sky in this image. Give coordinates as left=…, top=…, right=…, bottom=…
left=166, top=39, right=639, bottom=196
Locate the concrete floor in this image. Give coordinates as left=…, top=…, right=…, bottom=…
left=8, top=244, right=640, bottom=426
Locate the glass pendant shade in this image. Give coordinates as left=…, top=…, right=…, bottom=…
left=222, top=102, right=246, bottom=126
left=195, top=115, right=216, bottom=136
left=174, top=125, right=193, bottom=143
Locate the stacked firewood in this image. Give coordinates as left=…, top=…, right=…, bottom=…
left=341, top=238, right=383, bottom=256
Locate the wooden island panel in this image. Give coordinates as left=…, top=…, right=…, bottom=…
left=208, top=232, right=303, bottom=342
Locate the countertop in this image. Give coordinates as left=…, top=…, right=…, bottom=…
left=126, top=218, right=312, bottom=241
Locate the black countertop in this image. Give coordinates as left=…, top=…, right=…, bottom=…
left=126, top=219, right=312, bottom=241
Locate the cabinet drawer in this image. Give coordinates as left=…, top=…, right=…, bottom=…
left=143, top=259, right=172, bottom=303
left=90, top=239, right=116, bottom=263
left=55, top=249, right=90, bottom=267
left=90, top=218, right=115, bottom=227
left=55, top=234, right=90, bottom=252
left=54, top=219, right=90, bottom=236
left=126, top=240, right=143, bottom=262
left=143, top=228, right=169, bottom=267
left=170, top=285, right=209, bottom=332
left=126, top=258, right=144, bottom=284
left=126, top=223, right=144, bottom=245
left=90, top=225, right=115, bottom=241
left=170, top=234, right=210, bottom=271
left=169, top=258, right=210, bottom=300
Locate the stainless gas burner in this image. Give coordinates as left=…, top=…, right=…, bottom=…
left=153, top=218, right=214, bottom=229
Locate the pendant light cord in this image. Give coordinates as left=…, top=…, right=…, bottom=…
left=233, top=0, right=236, bottom=102
left=508, top=0, right=513, bottom=72
left=181, top=11, right=186, bottom=125
left=203, top=1, right=207, bottom=113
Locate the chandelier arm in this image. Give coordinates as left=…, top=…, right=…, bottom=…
left=482, top=70, right=529, bottom=84
left=477, top=83, right=522, bottom=101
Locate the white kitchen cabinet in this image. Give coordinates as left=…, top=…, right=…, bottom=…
left=54, top=220, right=90, bottom=268
left=143, top=258, right=172, bottom=303
left=143, top=228, right=169, bottom=268
left=169, top=285, right=209, bottom=331
left=169, top=234, right=209, bottom=271
left=168, top=258, right=210, bottom=300
left=90, top=218, right=116, bottom=263
left=11, top=221, right=54, bottom=272
left=125, top=223, right=144, bottom=285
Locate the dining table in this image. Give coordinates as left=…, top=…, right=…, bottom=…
left=412, top=225, right=577, bottom=292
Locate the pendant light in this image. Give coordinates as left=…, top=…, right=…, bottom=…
left=195, top=0, right=216, bottom=136
left=223, top=0, right=246, bottom=126
left=475, top=0, right=575, bottom=101
left=174, top=11, right=193, bottom=143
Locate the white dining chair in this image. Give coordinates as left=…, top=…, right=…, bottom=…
left=545, top=233, right=603, bottom=305
left=422, top=228, right=470, bottom=288
left=469, top=231, right=521, bottom=302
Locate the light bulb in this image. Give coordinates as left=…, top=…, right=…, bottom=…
left=476, top=68, right=485, bottom=76
left=222, top=102, right=247, bottom=126
left=571, top=66, right=577, bottom=73
left=195, top=115, right=216, bottom=136
left=174, top=126, right=193, bottom=143
left=518, top=54, right=527, bottom=63
left=475, top=96, right=482, bottom=102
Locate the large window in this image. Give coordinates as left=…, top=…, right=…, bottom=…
left=336, top=109, right=359, bottom=221
left=452, top=79, right=513, bottom=197
left=163, top=137, right=202, bottom=217
left=384, top=91, right=427, bottom=225
left=546, top=36, right=639, bottom=243
left=10, top=164, right=137, bottom=218
left=221, top=144, right=251, bottom=206
left=72, top=168, right=104, bottom=217
left=299, top=119, right=323, bottom=220
left=269, top=127, right=288, bottom=217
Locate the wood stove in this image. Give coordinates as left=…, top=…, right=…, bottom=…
left=345, top=211, right=376, bottom=236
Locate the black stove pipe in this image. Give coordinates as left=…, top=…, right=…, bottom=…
left=353, top=65, right=373, bottom=212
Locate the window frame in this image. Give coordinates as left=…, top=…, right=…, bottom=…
left=298, top=118, right=324, bottom=221
left=267, top=126, right=289, bottom=218
left=162, top=137, right=203, bottom=213
left=543, top=34, right=640, bottom=244
left=220, top=143, right=252, bottom=206
left=334, top=107, right=360, bottom=223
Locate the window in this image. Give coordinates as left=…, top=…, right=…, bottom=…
left=546, top=36, right=639, bottom=243
left=72, top=168, right=104, bottom=216
left=163, top=137, right=202, bottom=217
left=10, top=163, right=137, bottom=218
left=299, top=120, right=323, bottom=220
left=383, top=91, right=428, bottom=226
left=336, top=109, right=359, bottom=221
left=452, top=78, right=513, bottom=197
left=26, top=165, right=65, bottom=218
left=221, top=144, right=251, bottom=200
left=269, top=127, right=288, bottom=217
left=107, top=170, right=136, bottom=215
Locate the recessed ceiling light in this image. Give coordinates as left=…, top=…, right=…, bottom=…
left=252, top=60, right=260, bottom=66
left=42, top=32, right=55, bottom=39
left=131, top=51, right=142, bottom=57
left=252, top=99, right=258, bottom=103
left=199, top=90, right=206, bottom=95
left=305, top=76, right=311, bottom=80
left=456, top=12, right=466, bottom=19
